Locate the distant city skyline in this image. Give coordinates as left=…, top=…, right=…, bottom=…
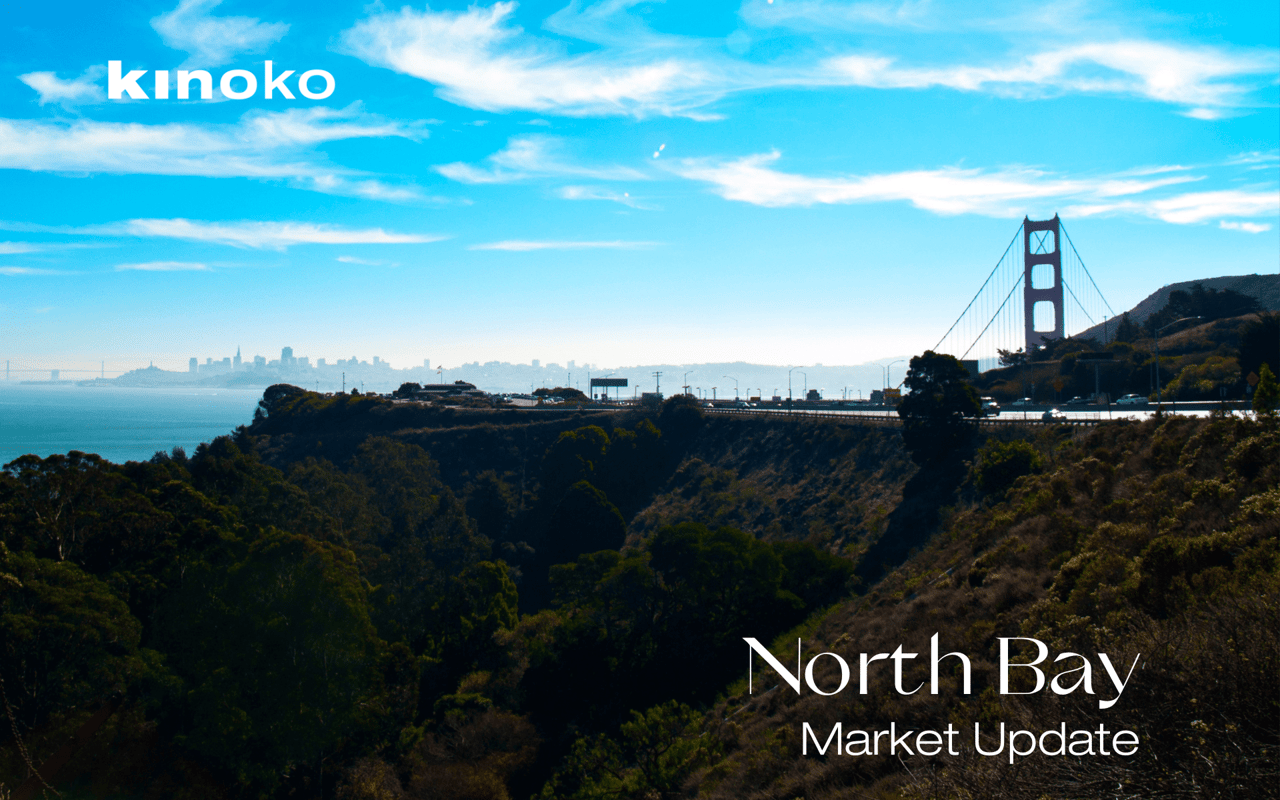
left=1, top=1, right=1276, bottom=370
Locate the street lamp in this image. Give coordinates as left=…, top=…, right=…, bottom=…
left=684, top=370, right=694, bottom=396
left=788, top=365, right=805, bottom=401
left=798, top=371, right=808, bottom=400
left=887, top=360, right=905, bottom=389
left=1155, top=316, right=1202, bottom=406
left=724, top=375, right=739, bottom=399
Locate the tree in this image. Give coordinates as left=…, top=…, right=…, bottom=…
left=1253, top=363, right=1279, bottom=417
left=896, top=351, right=982, bottom=464
left=543, top=481, right=626, bottom=566
left=1114, top=312, right=1139, bottom=343
left=997, top=348, right=1027, bottom=367
left=1239, top=312, right=1279, bottom=383
left=157, top=530, right=380, bottom=792
left=972, top=439, right=1043, bottom=496
left=0, top=544, right=148, bottom=735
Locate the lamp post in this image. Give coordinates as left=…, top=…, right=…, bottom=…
left=887, top=360, right=905, bottom=389
left=788, top=365, right=805, bottom=402
left=724, top=375, right=739, bottom=399
left=1155, top=316, right=1202, bottom=406
left=798, top=371, right=808, bottom=400
left=683, top=370, right=694, bottom=396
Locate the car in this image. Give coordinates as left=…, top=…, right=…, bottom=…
left=1010, top=397, right=1034, bottom=407
left=1042, top=408, right=1067, bottom=421
left=1116, top=394, right=1149, bottom=406
left=1065, top=395, right=1091, bottom=406
left=980, top=396, right=1000, bottom=415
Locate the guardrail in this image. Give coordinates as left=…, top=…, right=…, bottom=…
left=704, top=407, right=1104, bottom=427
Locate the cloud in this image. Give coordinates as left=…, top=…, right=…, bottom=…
left=823, top=41, right=1276, bottom=116
left=338, top=1, right=1274, bottom=119
left=0, top=242, right=45, bottom=254
left=152, top=0, right=289, bottom=66
left=557, top=185, right=652, bottom=209
left=339, top=2, right=717, bottom=117
left=116, top=261, right=210, bottom=271
left=741, top=0, right=936, bottom=32
left=435, top=135, right=644, bottom=184
left=0, top=106, right=425, bottom=200
left=1068, top=190, right=1280, bottom=224
left=336, top=255, right=398, bottom=266
left=1219, top=220, right=1273, bottom=233
left=0, top=218, right=444, bottom=251
left=112, top=219, right=444, bottom=250
left=18, top=66, right=105, bottom=106
left=669, top=150, right=1202, bottom=215
left=0, top=267, right=72, bottom=276
left=470, top=240, right=659, bottom=251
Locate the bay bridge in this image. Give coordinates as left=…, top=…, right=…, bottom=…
left=932, top=214, right=1116, bottom=371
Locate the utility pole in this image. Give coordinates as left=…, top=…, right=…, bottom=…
left=652, top=371, right=662, bottom=394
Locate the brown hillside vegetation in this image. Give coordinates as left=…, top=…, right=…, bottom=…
left=645, top=413, right=1279, bottom=800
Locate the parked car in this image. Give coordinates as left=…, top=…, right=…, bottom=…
left=1116, top=394, right=1149, bottom=406
left=1065, top=395, right=1091, bottom=406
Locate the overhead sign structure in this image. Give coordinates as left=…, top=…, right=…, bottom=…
left=590, top=377, right=628, bottom=402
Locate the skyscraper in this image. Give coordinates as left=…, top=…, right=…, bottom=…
left=233, top=347, right=241, bottom=369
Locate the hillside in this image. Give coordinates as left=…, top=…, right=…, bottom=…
left=2, top=388, right=1276, bottom=800
left=1076, top=273, right=1279, bottom=343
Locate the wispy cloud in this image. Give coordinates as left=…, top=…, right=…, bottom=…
left=1068, top=190, right=1280, bottom=224
left=557, top=185, right=653, bottom=209
left=113, top=219, right=444, bottom=250
left=470, top=240, right=659, bottom=251
left=0, top=106, right=425, bottom=200
left=435, top=135, right=644, bottom=184
left=339, top=2, right=717, bottom=117
left=0, top=218, right=445, bottom=251
left=0, top=266, right=73, bottom=276
left=823, top=41, right=1276, bottom=119
left=0, top=242, right=46, bottom=254
left=116, top=261, right=210, bottom=271
left=151, top=0, right=289, bottom=66
left=670, top=150, right=1203, bottom=215
left=1219, top=220, right=1273, bottom=233
left=337, top=1, right=1276, bottom=119
left=18, top=66, right=105, bottom=107
left=336, top=255, right=398, bottom=266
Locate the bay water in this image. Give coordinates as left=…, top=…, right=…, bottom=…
left=0, top=384, right=263, bottom=466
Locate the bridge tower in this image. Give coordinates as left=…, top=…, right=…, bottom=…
left=1023, top=215, right=1063, bottom=353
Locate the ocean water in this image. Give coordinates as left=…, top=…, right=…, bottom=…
left=0, top=384, right=264, bottom=466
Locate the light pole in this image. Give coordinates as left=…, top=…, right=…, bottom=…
left=724, top=375, right=738, bottom=399
left=788, top=365, right=805, bottom=402
left=1155, top=316, right=1202, bottom=406
left=683, top=370, right=694, bottom=396
left=711, top=387, right=717, bottom=401
left=798, top=371, right=808, bottom=400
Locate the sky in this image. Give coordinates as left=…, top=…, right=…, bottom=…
left=1, top=0, right=1277, bottom=376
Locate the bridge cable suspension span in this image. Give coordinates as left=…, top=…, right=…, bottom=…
left=931, top=223, right=1023, bottom=353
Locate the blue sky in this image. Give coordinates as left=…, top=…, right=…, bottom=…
left=1, top=0, right=1277, bottom=375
